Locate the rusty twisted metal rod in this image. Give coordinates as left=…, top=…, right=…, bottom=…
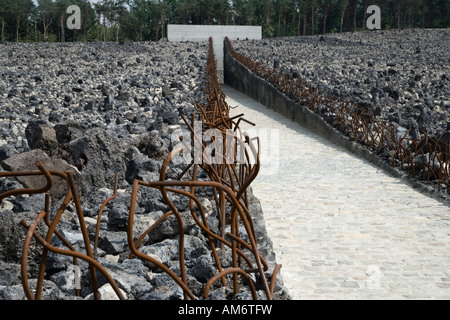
left=128, top=170, right=274, bottom=299
left=0, top=163, right=125, bottom=300
left=126, top=37, right=280, bottom=300
left=19, top=218, right=126, bottom=300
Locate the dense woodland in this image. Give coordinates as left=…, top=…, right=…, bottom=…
left=0, top=0, right=449, bottom=42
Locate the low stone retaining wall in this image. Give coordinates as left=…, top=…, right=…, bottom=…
left=223, top=40, right=450, bottom=207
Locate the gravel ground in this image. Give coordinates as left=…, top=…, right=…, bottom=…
left=0, top=41, right=207, bottom=153
left=231, top=29, right=450, bottom=198
left=0, top=41, right=289, bottom=300
left=233, top=29, right=450, bottom=137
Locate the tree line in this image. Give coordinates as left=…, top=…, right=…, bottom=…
left=0, top=0, right=449, bottom=42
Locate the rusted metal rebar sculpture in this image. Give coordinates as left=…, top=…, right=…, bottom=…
left=0, top=37, right=281, bottom=300
left=225, top=37, right=449, bottom=191
left=0, top=163, right=125, bottom=300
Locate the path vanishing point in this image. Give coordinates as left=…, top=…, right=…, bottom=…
left=223, top=85, right=450, bottom=300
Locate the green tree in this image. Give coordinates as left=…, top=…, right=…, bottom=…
left=37, top=0, right=56, bottom=41
left=79, top=0, right=96, bottom=41
left=274, top=0, right=288, bottom=36
left=8, top=0, right=35, bottom=41
left=94, top=0, right=128, bottom=41
left=339, top=0, right=349, bottom=32
left=110, top=0, right=129, bottom=41
left=261, top=0, right=273, bottom=30
left=319, top=0, right=334, bottom=34
left=94, top=0, right=110, bottom=41
left=175, top=0, right=193, bottom=24
left=211, top=0, right=231, bottom=24
left=349, top=0, right=360, bottom=31
left=55, top=0, right=71, bottom=42
left=1, top=0, right=449, bottom=42
left=0, top=0, right=10, bottom=41
left=297, top=0, right=319, bottom=35
left=129, top=0, right=156, bottom=40
left=155, top=0, right=171, bottom=39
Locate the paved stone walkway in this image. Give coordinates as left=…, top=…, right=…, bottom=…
left=222, top=85, right=450, bottom=300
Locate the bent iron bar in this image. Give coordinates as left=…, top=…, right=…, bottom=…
left=0, top=37, right=280, bottom=300
left=128, top=37, right=279, bottom=300
left=0, top=163, right=124, bottom=300
left=225, top=37, right=449, bottom=191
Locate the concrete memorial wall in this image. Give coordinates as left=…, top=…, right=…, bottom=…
left=167, top=24, right=262, bottom=83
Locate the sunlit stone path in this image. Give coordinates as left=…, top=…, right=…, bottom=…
left=223, top=84, right=450, bottom=300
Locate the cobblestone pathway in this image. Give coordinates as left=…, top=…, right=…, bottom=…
left=222, top=85, right=450, bottom=300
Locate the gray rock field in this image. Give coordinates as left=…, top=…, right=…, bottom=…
left=1, top=28, right=448, bottom=301
left=232, top=29, right=450, bottom=198
left=0, top=40, right=288, bottom=300
left=233, top=29, right=449, bottom=139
